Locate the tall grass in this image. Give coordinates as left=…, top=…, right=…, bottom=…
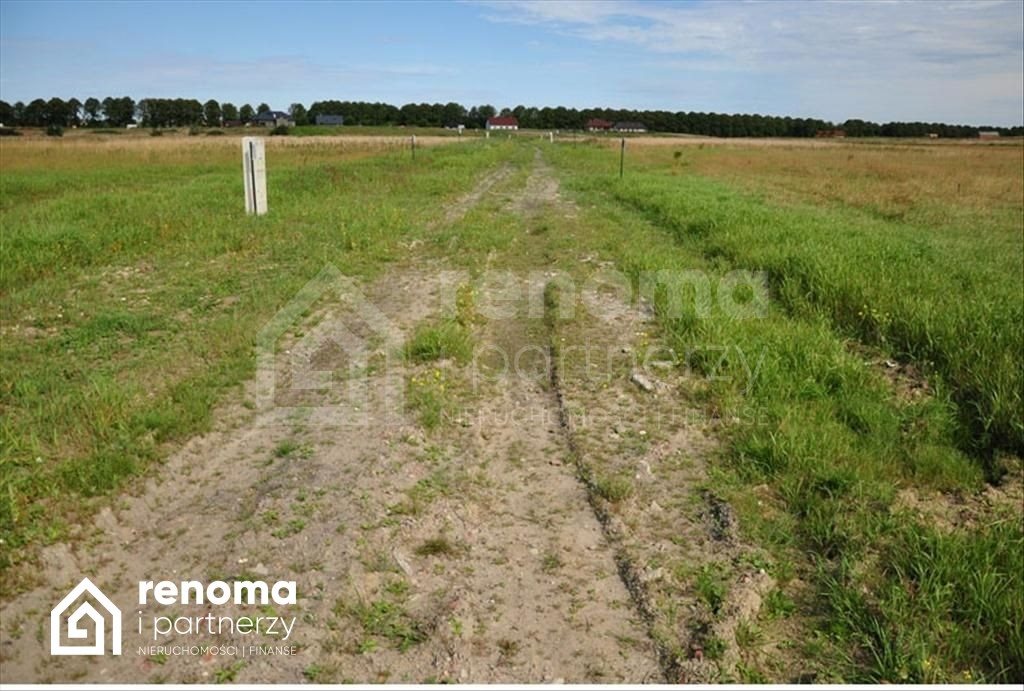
left=609, top=168, right=1023, bottom=464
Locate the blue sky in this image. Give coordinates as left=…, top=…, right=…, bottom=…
left=1, top=0, right=1021, bottom=125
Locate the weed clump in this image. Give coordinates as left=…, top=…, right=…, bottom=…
left=594, top=474, right=633, bottom=503
left=414, top=536, right=461, bottom=557
left=405, top=321, right=472, bottom=363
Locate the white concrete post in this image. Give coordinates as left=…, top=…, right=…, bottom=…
left=549, top=131, right=554, bottom=143
left=242, top=137, right=267, bottom=215
left=486, top=130, right=490, bottom=139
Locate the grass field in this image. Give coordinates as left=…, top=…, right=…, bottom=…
left=0, top=134, right=490, bottom=566
left=1, top=133, right=1021, bottom=683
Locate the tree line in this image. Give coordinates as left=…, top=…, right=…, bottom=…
left=1, top=96, right=1020, bottom=138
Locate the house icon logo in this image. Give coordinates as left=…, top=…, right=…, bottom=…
left=50, top=577, right=122, bottom=656
left=254, top=264, right=404, bottom=425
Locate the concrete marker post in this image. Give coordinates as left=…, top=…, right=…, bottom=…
left=619, top=137, right=625, bottom=180
left=242, top=136, right=267, bottom=215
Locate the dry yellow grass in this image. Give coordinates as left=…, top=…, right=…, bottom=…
left=0, top=134, right=463, bottom=172
left=619, top=138, right=1024, bottom=231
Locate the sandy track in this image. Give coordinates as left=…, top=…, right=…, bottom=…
left=436, top=162, right=514, bottom=226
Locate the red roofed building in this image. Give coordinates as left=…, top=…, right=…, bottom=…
left=586, top=118, right=613, bottom=131
left=486, top=116, right=518, bottom=130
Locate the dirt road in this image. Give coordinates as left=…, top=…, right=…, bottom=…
left=0, top=151, right=670, bottom=684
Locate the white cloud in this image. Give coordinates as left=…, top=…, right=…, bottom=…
left=477, top=0, right=1024, bottom=123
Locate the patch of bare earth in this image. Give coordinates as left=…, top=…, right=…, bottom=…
left=505, top=149, right=577, bottom=218
left=894, top=456, right=1024, bottom=532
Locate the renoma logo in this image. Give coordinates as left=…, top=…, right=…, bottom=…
left=50, top=577, right=122, bottom=656
left=49, top=577, right=298, bottom=660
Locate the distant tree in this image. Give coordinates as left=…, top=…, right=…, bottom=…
left=399, top=103, right=420, bottom=126
left=221, top=102, right=238, bottom=121
left=441, top=101, right=466, bottom=126
left=518, top=106, right=540, bottom=129
left=138, top=98, right=203, bottom=127
left=101, top=97, right=114, bottom=125
left=13, top=101, right=26, bottom=125
left=0, top=100, right=13, bottom=126
left=83, top=97, right=101, bottom=124
left=46, top=97, right=70, bottom=126
left=288, top=102, right=308, bottom=126
left=257, top=102, right=270, bottom=114
left=67, top=98, right=82, bottom=126
left=203, top=99, right=222, bottom=126
left=105, top=96, right=135, bottom=126
left=239, top=104, right=255, bottom=122
left=24, top=98, right=47, bottom=126
left=478, top=104, right=496, bottom=123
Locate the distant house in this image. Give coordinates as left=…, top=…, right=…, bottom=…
left=815, top=129, right=846, bottom=138
left=316, top=114, right=345, bottom=126
left=253, top=110, right=295, bottom=127
left=612, top=121, right=646, bottom=133
left=978, top=131, right=1000, bottom=140
left=486, top=116, right=518, bottom=130
left=222, top=119, right=243, bottom=128
left=927, top=132, right=939, bottom=139
left=586, top=118, right=613, bottom=131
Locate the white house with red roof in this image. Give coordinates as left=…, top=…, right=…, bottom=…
left=486, top=115, right=518, bottom=130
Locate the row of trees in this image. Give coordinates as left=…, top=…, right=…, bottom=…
left=136, top=99, right=275, bottom=128
left=2, top=96, right=1021, bottom=138
left=0, top=97, right=275, bottom=128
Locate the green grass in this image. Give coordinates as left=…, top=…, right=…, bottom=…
left=339, top=578, right=427, bottom=652
left=405, top=368, right=458, bottom=431
left=403, top=316, right=475, bottom=431
left=695, top=564, right=728, bottom=615
left=825, top=519, right=1024, bottom=683
left=405, top=321, right=473, bottom=363
left=546, top=141, right=1023, bottom=682
left=608, top=167, right=1023, bottom=463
